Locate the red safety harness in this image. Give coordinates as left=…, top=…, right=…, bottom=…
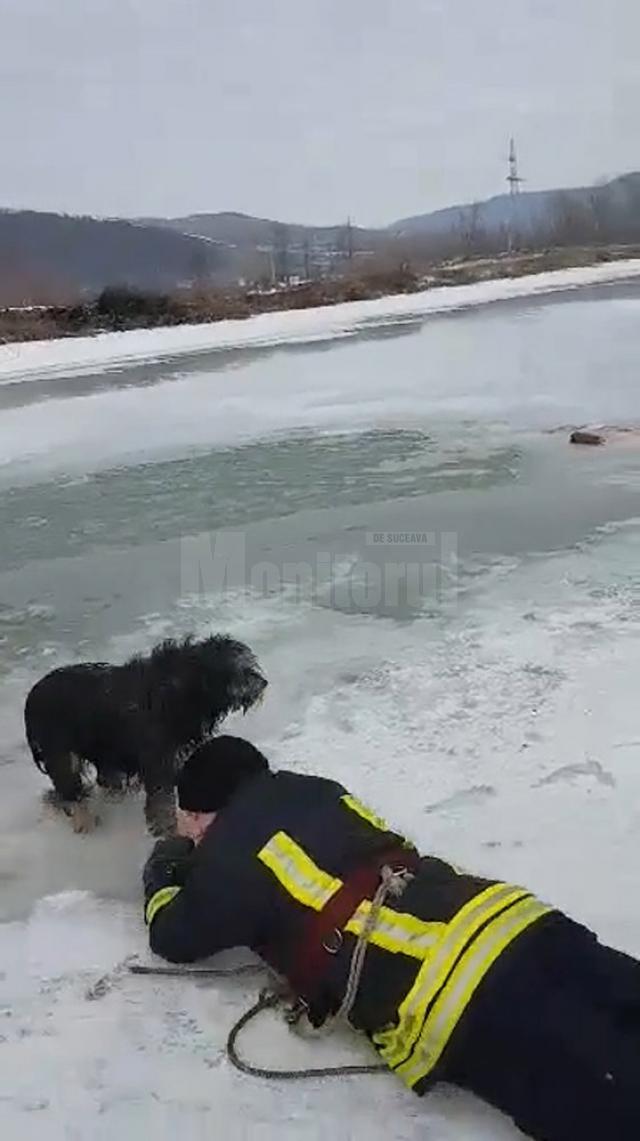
left=285, top=845, right=420, bottom=1006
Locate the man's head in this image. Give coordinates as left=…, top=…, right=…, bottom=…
left=176, top=735, right=270, bottom=844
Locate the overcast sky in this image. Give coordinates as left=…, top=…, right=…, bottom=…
left=1, top=0, right=637, bottom=226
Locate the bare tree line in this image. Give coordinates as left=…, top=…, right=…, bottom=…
left=2, top=176, right=639, bottom=308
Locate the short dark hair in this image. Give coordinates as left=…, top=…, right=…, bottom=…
left=177, top=735, right=269, bottom=813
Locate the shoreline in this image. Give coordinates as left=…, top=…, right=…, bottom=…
left=1, top=256, right=640, bottom=383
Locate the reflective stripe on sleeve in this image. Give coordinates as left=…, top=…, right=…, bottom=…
left=258, top=831, right=341, bottom=911
left=145, top=885, right=182, bottom=926
left=341, top=794, right=394, bottom=834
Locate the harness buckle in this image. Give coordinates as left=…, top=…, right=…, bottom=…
left=321, top=927, right=344, bottom=955
left=285, top=996, right=310, bottom=1026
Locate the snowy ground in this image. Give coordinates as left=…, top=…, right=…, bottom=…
left=2, top=259, right=640, bottom=383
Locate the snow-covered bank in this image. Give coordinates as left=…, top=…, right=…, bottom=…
left=2, top=259, right=640, bottom=382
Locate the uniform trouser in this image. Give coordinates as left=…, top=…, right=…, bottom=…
left=442, top=915, right=640, bottom=1141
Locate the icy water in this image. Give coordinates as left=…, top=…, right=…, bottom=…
left=1, top=282, right=640, bottom=1139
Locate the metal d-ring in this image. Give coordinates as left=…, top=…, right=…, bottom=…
left=322, top=928, right=344, bottom=955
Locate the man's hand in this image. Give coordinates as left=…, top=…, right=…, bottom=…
left=143, top=836, right=195, bottom=904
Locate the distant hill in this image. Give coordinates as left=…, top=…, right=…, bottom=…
left=141, top=210, right=380, bottom=249
left=389, top=172, right=640, bottom=241
left=145, top=172, right=640, bottom=273
left=138, top=211, right=386, bottom=280
left=2, top=171, right=639, bottom=306
left=0, top=211, right=228, bottom=305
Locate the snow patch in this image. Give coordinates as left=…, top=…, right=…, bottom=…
left=1, top=259, right=640, bottom=383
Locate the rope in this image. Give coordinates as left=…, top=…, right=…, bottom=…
left=124, top=862, right=413, bottom=1081
left=85, top=958, right=262, bottom=1001
left=226, top=990, right=388, bottom=1080
left=334, top=865, right=411, bottom=1027
left=126, top=966, right=387, bottom=1080
left=128, top=962, right=261, bottom=980
left=295, top=863, right=414, bottom=1038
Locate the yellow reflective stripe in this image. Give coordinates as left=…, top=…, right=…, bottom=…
left=258, top=831, right=341, bottom=911
left=145, top=885, right=182, bottom=926
left=398, top=896, right=551, bottom=1087
left=341, top=794, right=392, bottom=834
left=347, top=902, right=444, bottom=958
left=373, top=883, right=530, bottom=1066
left=258, top=830, right=440, bottom=959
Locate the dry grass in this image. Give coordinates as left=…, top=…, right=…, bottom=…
left=2, top=246, right=639, bottom=345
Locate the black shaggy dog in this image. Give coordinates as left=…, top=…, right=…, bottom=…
left=24, top=634, right=267, bottom=836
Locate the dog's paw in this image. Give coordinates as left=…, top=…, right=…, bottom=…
left=71, top=801, right=100, bottom=834
left=147, top=817, right=177, bottom=839
left=100, top=786, right=127, bottom=802
left=145, top=790, right=177, bottom=839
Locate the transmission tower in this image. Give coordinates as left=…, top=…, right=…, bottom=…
left=346, top=216, right=354, bottom=262
left=339, top=216, right=354, bottom=263
left=506, top=137, right=524, bottom=253
left=507, top=137, right=524, bottom=196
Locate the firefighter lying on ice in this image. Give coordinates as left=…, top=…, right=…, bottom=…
left=143, top=736, right=640, bottom=1141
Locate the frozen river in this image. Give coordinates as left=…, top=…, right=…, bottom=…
left=1, top=272, right=639, bottom=1139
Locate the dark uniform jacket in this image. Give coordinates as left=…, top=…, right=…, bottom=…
left=143, top=769, right=552, bottom=1093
